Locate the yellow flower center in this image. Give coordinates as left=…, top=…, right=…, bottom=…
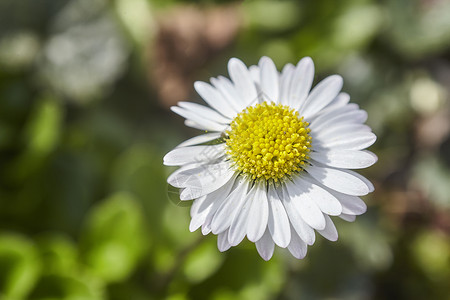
left=226, top=102, right=312, bottom=182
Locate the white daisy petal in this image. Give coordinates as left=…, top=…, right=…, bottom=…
left=180, top=177, right=233, bottom=201
left=300, top=175, right=343, bottom=216
left=249, top=65, right=261, bottom=84
left=287, top=225, right=308, bottom=259
left=246, top=182, right=269, bottom=242
left=300, top=75, right=343, bottom=119
left=307, top=165, right=370, bottom=196
left=318, top=110, right=369, bottom=132
left=317, top=214, right=338, bottom=241
left=280, top=63, right=295, bottom=81
left=307, top=93, right=350, bottom=124
left=168, top=163, right=202, bottom=189
left=345, top=169, right=375, bottom=192
left=339, top=213, right=356, bottom=222
left=171, top=106, right=228, bottom=132
left=282, top=184, right=316, bottom=245
left=175, top=132, right=222, bottom=148
left=309, top=105, right=364, bottom=131
left=189, top=175, right=237, bottom=232
left=267, top=185, right=291, bottom=248
left=201, top=220, right=212, bottom=235
left=312, top=124, right=371, bottom=140
left=330, top=191, right=368, bottom=215
left=190, top=195, right=205, bottom=219
left=315, top=181, right=368, bottom=216
left=327, top=92, right=350, bottom=108
left=249, top=65, right=264, bottom=104
left=163, top=144, right=225, bottom=166
left=228, top=191, right=253, bottom=246
left=217, top=229, right=232, bottom=252
left=255, top=229, right=275, bottom=261
left=335, top=109, right=368, bottom=124
left=228, top=58, right=258, bottom=106
left=310, top=150, right=378, bottom=169
left=194, top=81, right=236, bottom=119
left=189, top=196, right=209, bottom=232
left=167, top=165, right=204, bottom=188
left=190, top=198, right=220, bottom=233
left=313, top=122, right=372, bottom=139
left=279, top=63, right=295, bottom=105
left=313, top=131, right=377, bottom=151
left=259, top=56, right=279, bottom=103
left=210, top=76, right=244, bottom=112
left=309, top=104, right=358, bottom=129
left=288, top=178, right=327, bottom=230
left=184, top=120, right=207, bottom=131
left=178, top=102, right=231, bottom=124
left=168, top=160, right=226, bottom=188
left=200, top=178, right=238, bottom=235
left=172, top=162, right=235, bottom=200
left=288, top=57, right=314, bottom=109
left=211, top=179, right=249, bottom=234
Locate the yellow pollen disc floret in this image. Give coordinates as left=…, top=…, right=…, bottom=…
left=226, top=102, right=312, bottom=182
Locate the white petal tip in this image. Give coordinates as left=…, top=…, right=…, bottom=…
left=229, top=57, right=243, bottom=65
left=259, top=253, right=273, bottom=261
left=331, top=74, right=344, bottom=84
left=270, top=225, right=291, bottom=249
left=366, top=151, right=378, bottom=165
left=229, top=241, right=241, bottom=247
left=316, top=223, right=326, bottom=231
left=189, top=223, right=200, bottom=232
left=218, top=247, right=230, bottom=253
left=166, top=177, right=176, bottom=186
left=356, top=190, right=369, bottom=197
left=162, top=153, right=178, bottom=166
left=180, top=189, right=198, bottom=201
left=292, top=253, right=307, bottom=260
left=193, top=81, right=203, bottom=89
left=279, top=241, right=290, bottom=249
left=299, top=56, right=313, bottom=64
left=288, top=244, right=308, bottom=259
left=305, top=235, right=316, bottom=246
left=247, top=234, right=263, bottom=243
left=259, top=56, right=273, bottom=65
left=339, top=213, right=357, bottom=222
left=256, top=244, right=274, bottom=261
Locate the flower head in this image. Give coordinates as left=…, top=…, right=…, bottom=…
left=164, top=57, right=377, bottom=260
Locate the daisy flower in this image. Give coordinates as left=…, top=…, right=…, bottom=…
left=164, top=57, right=377, bottom=261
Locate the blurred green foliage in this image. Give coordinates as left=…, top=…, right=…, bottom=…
left=0, top=0, right=449, bottom=299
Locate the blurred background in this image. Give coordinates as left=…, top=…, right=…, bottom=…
left=0, top=0, right=449, bottom=299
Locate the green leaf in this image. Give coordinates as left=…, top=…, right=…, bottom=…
left=412, top=231, right=450, bottom=280
left=331, top=4, right=383, bottom=50
left=36, top=234, right=78, bottom=276
left=110, top=144, right=168, bottom=230
left=10, top=94, right=63, bottom=181
left=25, top=94, right=62, bottom=154
left=0, top=234, right=41, bottom=299
left=183, top=240, right=224, bottom=283
left=244, top=1, right=301, bottom=32
left=28, top=273, right=104, bottom=300
left=81, top=192, right=148, bottom=283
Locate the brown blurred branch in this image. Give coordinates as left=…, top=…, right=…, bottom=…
left=149, top=4, right=243, bottom=107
